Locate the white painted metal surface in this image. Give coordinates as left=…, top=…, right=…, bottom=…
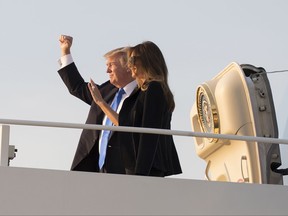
left=0, top=110, right=287, bottom=215
left=0, top=125, right=9, bottom=166
left=0, top=119, right=288, bottom=144
left=0, top=166, right=287, bottom=215
left=191, top=62, right=283, bottom=184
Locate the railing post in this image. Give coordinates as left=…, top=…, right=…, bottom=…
left=0, top=125, right=10, bottom=166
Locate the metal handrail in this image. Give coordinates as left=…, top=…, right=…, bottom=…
left=0, top=118, right=288, bottom=145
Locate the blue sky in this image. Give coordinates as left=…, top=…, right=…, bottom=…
left=0, top=0, right=287, bottom=184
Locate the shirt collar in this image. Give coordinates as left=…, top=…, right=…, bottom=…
left=123, top=80, right=137, bottom=97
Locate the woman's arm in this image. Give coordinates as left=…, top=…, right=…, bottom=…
left=136, top=82, right=167, bottom=175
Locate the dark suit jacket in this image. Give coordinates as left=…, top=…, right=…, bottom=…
left=58, top=63, right=125, bottom=174
left=119, top=81, right=182, bottom=176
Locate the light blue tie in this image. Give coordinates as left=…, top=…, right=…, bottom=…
left=99, top=88, right=125, bottom=169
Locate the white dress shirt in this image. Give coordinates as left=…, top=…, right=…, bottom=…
left=58, top=54, right=74, bottom=69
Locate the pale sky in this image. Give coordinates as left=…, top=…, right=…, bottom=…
left=0, top=0, right=287, bottom=184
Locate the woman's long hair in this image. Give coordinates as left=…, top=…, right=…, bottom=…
left=128, top=41, right=175, bottom=112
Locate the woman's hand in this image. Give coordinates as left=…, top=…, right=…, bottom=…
left=88, top=78, right=119, bottom=126
left=88, top=78, right=104, bottom=105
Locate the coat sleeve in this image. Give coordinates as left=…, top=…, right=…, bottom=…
left=58, top=63, right=112, bottom=105
left=135, top=82, right=167, bottom=175
left=58, top=63, right=93, bottom=104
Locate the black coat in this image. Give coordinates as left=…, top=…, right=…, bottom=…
left=119, top=81, right=182, bottom=176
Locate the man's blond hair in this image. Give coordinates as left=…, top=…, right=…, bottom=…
left=104, top=47, right=130, bottom=67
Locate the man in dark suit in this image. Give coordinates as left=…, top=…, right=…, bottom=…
left=57, top=35, right=137, bottom=173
